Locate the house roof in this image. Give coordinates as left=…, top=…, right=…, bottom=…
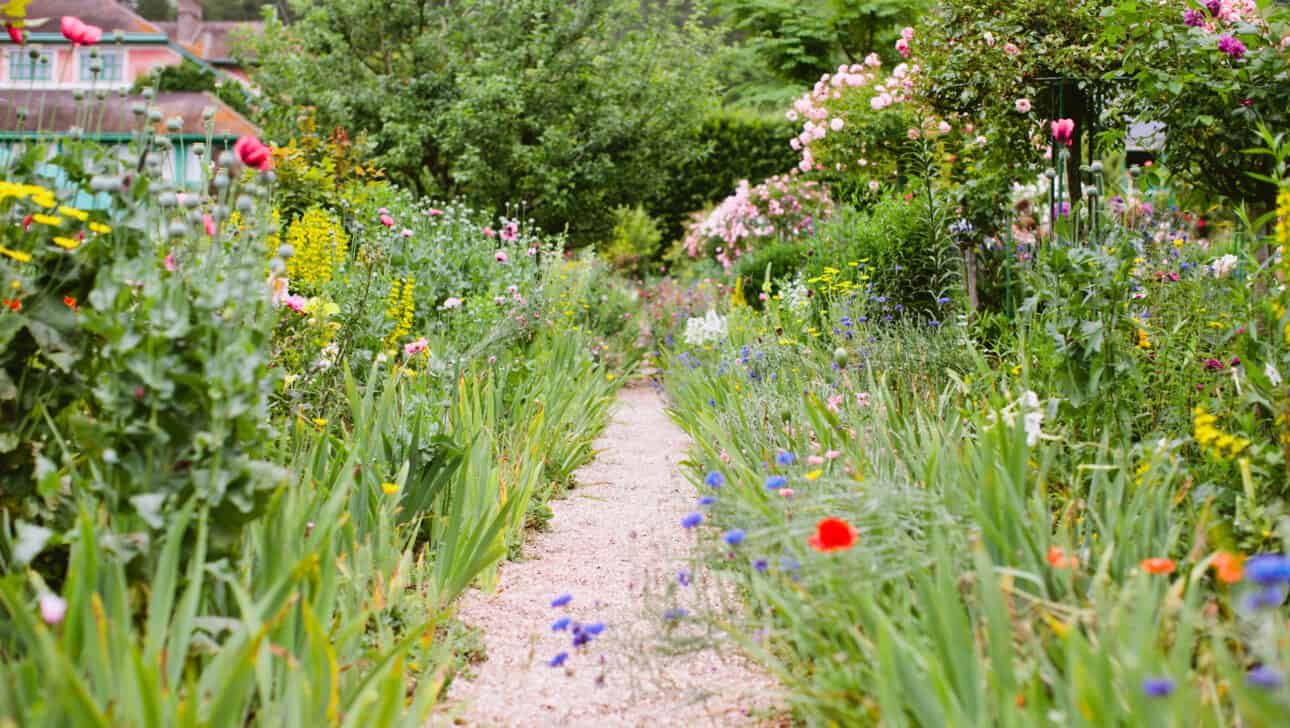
left=0, top=90, right=259, bottom=140
left=155, top=21, right=262, bottom=63
left=13, top=0, right=161, bottom=35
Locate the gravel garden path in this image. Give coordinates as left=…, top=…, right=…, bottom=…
left=437, top=385, right=782, bottom=727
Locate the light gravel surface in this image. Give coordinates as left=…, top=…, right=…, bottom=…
left=435, top=386, right=783, bottom=727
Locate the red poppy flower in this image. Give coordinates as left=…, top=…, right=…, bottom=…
left=808, top=517, right=857, bottom=552
left=6, top=24, right=22, bottom=45
left=1140, top=557, right=1176, bottom=575
left=233, top=135, right=272, bottom=171
left=63, top=296, right=78, bottom=311
left=2, top=298, right=20, bottom=312
left=1046, top=546, right=1079, bottom=570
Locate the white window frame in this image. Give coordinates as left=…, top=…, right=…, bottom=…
left=4, top=47, right=57, bottom=88
left=77, top=47, right=127, bottom=87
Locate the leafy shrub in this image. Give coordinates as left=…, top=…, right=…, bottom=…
left=601, top=205, right=663, bottom=278
left=649, top=110, right=800, bottom=242
left=0, top=141, right=283, bottom=567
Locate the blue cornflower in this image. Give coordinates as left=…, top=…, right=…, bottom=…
left=840, top=316, right=852, bottom=328
left=663, top=607, right=687, bottom=621
left=723, top=529, right=745, bottom=546
left=552, top=617, right=572, bottom=631
left=928, top=320, right=941, bottom=327
left=550, top=593, right=573, bottom=608
left=681, top=512, right=703, bottom=529
left=753, top=558, right=769, bottom=573
left=776, top=451, right=796, bottom=466
left=937, top=296, right=951, bottom=305
left=765, top=475, right=787, bottom=490
left=677, top=570, right=691, bottom=587
left=583, top=622, right=605, bottom=636
left=572, top=628, right=592, bottom=647
left=1244, top=584, right=1287, bottom=610
left=698, top=495, right=717, bottom=506
left=1246, top=666, right=1283, bottom=689
left=893, top=304, right=904, bottom=312
left=883, top=315, right=893, bottom=322
left=548, top=651, right=569, bottom=667
left=1141, top=677, right=1175, bottom=698
left=708, top=398, right=716, bottom=406
left=857, top=316, right=868, bottom=323
left=704, top=471, right=725, bottom=488
left=1245, top=555, right=1290, bottom=586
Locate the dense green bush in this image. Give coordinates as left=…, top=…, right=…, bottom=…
left=650, top=110, right=800, bottom=243
left=601, top=205, right=664, bottom=278
left=247, top=0, right=722, bottom=244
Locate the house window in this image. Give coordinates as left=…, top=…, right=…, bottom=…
left=7, top=49, right=52, bottom=81
left=79, top=49, right=123, bottom=82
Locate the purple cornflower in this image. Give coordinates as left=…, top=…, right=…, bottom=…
left=1142, top=677, right=1175, bottom=697
left=1183, top=9, right=1205, bottom=27
left=681, top=512, right=703, bottom=529
left=548, top=651, right=569, bottom=667
left=552, top=617, right=572, bottom=631
left=753, top=558, right=769, bottom=572
left=1218, top=35, right=1247, bottom=60
left=724, top=529, right=745, bottom=546
left=551, top=593, right=573, bottom=608
left=765, top=475, right=787, bottom=490
left=663, top=607, right=687, bottom=621
left=1246, top=666, right=1284, bottom=689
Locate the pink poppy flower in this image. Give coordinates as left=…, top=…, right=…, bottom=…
left=825, top=450, right=841, bottom=460
left=501, top=222, right=519, bottom=242
left=164, top=253, right=176, bottom=272
left=495, top=250, right=509, bottom=263
left=379, top=213, right=394, bottom=228
left=527, top=247, right=538, bottom=257
left=807, top=455, right=825, bottom=465
left=282, top=294, right=307, bottom=312
left=233, top=136, right=272, bottom=171
left=203, top=213, right=215, bottom=237
left=60, top=16, right=102, bottom=46
left=404, top=338, right=428, bottom=356
left=400, top=228, right=413, bottom=237
left=483, top=226, right=496, bottom=238
left=719, top=449, right=731, bottom=463
left=1051, top=118, right=1075, bottom=146
left=427, top=208, right=444, bottom=216
left=441, top=297, right=462, bottom=309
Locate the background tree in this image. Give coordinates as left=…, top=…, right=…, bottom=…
left=245, top=0, right=720, bottom=245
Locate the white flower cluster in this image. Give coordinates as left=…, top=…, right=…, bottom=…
left=783, top=275, right=810, bottom=310
left=1211, top=254, right=1239, bottom=278
left=988, top=390, right=1048, bottom=446
left=683, top=309, right=728, bottom=346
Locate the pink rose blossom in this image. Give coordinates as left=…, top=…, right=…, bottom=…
left=900, top=27, right=915, bottom=42
left=1015, top=97, right=1031, bottom=113
left=895, top=38, right=910, bottom=58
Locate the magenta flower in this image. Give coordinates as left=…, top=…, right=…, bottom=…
left=60, top=16, right=102, bottom=46
left=1218, top=35, right=1246, bottom=60
left=501, top=222, right=518, bottom=242
left=1051, top=118, right=1075, bottom=146
left=1183, top=9, right=1205, bottom=27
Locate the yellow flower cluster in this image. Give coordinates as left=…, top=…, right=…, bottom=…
left=383, top=275, right=415, bottom=347
left=1193, top=406, right=1251, bottom=460
left=807, top=264, right=868, bottom=295
left=0, top=180, right=54, bottom=208
left=285, top=207, right=348, bottom=289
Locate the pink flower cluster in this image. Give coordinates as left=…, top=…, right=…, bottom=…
left=1184, top=0, right=1262, bottom=32
left=683, top=175, right=833, bottom=267
left=787, top=54, right=919, bottom=175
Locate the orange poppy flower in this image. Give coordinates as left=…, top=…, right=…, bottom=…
left=63, top=296, right=78, bottom=311
left=1140, top=557, right=1176, bottom=575
left=1210, top=551, right=1243, bottom=584
left=1047, top=546, right=1079, bottom=570
left=808, top=517, right=857, bottom=552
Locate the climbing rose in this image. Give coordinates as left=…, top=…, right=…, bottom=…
left=895, top=38, right=910, bottom=58
left=1016, top=98, right=1031, bottom=113
left=808, top=517, right=857, bottom=552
